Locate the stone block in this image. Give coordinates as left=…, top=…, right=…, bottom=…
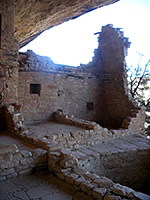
left=56, top=172, right=65, bottom=180
left=0, top=176, right=6, bottom=182
left=59, top=158, right=77, bottom=168
left=73, top=167, right=89, bottom=177
left=1, top=168, right=15, bottom=176
left=65, top=173, right=79, bottom=185
left=48, top=159, right=56, bottom=169
left=59, top=149, right=72, bottom=159
left=0, top=144, right=19, bottom=155
left=94, top=176, right=113, bottom=188
left=130, top=191, right=150, bottom=200
left=92, top=187, right=107, bottom=200
left=19, top=168, right=33, bottom=175
left=103, top=193, right=122, bottom=200
left=7, top=172, right=18, bottom=179
left=21, top=150, right=32, bottom=158
left=48, top=151, right=61, bottom=159
left=111, top=183, right=134, bottom=197
left=74, top=176, right=85, bottom=186
left=81, top=182, right=96, bottom=196
left=48, top=144, right=63, bottom=151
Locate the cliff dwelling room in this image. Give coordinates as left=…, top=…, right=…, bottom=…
left=0, top=0, right=150, bottom=199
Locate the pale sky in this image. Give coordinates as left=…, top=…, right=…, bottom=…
left=20, top=0, right=150, bottom=67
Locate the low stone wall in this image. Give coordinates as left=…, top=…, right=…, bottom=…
left=2, top=106, right=150, bottom=199
left=0, top=144, right=47, bottom=182
left=48, top=149, right=150, bottom=200
left=5, top=104, right=25, bottom=133
left=5, top=108, right=145, bottom=152
left=122, top=107, right=146, bottom=131
left=81, top=149, right=150, bottom=194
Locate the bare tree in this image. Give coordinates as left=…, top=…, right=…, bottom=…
left=127, top=53, right=150, bottom=135
left=127, top=53, right=150, bottom=106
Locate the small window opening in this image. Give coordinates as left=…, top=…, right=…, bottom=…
left=57, top=109, right=63, bottom=112
left=87, top=102, right=94, bottom=110
left=30, top=84, right=41, bottom=96
left=0, top=14, right=1, bottom=48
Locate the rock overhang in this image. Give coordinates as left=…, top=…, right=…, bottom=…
left=14, top=0, right=119, bottom=48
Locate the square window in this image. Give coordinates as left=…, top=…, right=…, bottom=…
left=87, top=102, right=94, bottom=110
left=30, top=84, right=41, bottom=96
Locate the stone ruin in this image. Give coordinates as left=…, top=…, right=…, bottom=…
left=0, top=0, right=150, bottom=200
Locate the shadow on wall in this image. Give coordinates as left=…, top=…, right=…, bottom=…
left=0, top=107, right=6, bottom=130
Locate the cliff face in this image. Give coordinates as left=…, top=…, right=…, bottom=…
left=14, top=0, right=119, bottom=48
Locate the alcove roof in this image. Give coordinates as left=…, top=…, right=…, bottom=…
left=14, top=0, right=119, bottom=48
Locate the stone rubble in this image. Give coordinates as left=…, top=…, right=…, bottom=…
left=0, top=1, right=149, bottom=199
left=0, top=144, right=47, bottom=181
left=1, top=104, right=150, bottom=199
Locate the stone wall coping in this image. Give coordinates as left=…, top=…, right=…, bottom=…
left=0, top=144, right=19, bottom=155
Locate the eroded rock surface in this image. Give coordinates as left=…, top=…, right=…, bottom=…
left=14, top=0, right=119, bottom=47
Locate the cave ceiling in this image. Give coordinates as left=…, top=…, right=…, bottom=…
left=14, top=0, right=119, bottom=48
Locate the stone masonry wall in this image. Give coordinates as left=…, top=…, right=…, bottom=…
left=0, top=144, right=47, bottom=181
left=3, top=103, right=149, bottom=199
left=18, top=25, right=145, bottom=130
left=18, top=51, right=103, bottom=124
left=90, top=25, right=136, bottom=128
left=82, top=148, right=150, bottom=194
left=0, top=0, right=18, bottom=130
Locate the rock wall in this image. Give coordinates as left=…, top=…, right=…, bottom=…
left=82, top=148, right=150, bottom=194
left=18, top=51, right=103, bottom=125
left=18, top=25, right=145, bottom=130
left=14, top=0, right=119, bottom=47
left=0, top=0, right=18, bottom=130
left=90, top=25, right=135, bottom=128
left=0, top=144, right=47, bottom=181
left=48, top=151, right=150, bottom=200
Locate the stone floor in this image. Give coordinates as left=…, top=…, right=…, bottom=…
left=0, top=171, right=94, bottom=200
left=0, top=131, right=37, bottom=151
left=85, top=133, right=150, bottom=154
left=27, top=121, right=86, bottom=137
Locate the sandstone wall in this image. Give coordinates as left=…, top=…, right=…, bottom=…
left=18, top=51, right=103, bottom=124
left=91, top=25, right=135, bottom=128
left=0, top=144, right=47, bottom=181
left=82, top=148, right=150, bottom=194
left=0, top=0, right=18, bottom=130
left=18, top=25, right=144, bottom=129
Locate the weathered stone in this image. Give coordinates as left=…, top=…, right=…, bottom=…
left=111, top=183, right=133, bottom=197
left=48, top=159, right=56, bottom=170
left=130, top=191, right=150, bottom=200
left=74, top=176, right=86, bottom=186
left=0, top=2, right=148, bottom=199
left=7, top=172, right=18, bottom=179
left=49, top=151, right=61, bottom=159
left=15, top=0, right=119, bottom=47
left=1, top=168, right=15, bottom=176
left=56, top=172, right=65, bottom=181
left=19, top=168, right=33, bottom=175
left=0, top=176, right=7, bottom=182
left=65, top=173, right=79, bottom=185
left=92, top=188, right=106, bottom=200
left=21, top=150, right=32, bottom=158
left=104, top=193, right=122, bottom=200
left=80, top=182, right=96, bottom=196
left=0, top=144, right=19, bottom=155
left=94, top=177, right=113, bottom=188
